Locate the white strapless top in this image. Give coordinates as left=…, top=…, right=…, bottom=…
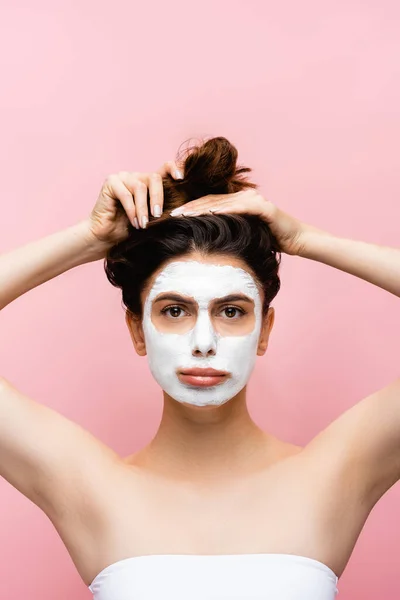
left=88, top=553, right=339, bottom=599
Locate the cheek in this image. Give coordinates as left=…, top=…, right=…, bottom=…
left=143, top=322, right=189, bottom=356
left=220, top=331, right=259, bottom=354
left=150, top=311, right=195, bottom=334
left=214, top=313, right=256, bottom=337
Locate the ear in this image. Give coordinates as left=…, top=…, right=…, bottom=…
left=125, top=311, right=147, bottom=356
left=257, top=307, right=275, bottom=356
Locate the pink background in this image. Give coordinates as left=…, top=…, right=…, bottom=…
left=0, top=1, right=399, bottom=598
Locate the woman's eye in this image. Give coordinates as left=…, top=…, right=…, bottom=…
left=222, top=306, right=245, bottom=319
left=161, top=306, right=187, bottom=318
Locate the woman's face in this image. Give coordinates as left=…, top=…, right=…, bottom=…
left=129, top=253, right=274, bottom=408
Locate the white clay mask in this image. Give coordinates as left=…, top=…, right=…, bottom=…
left=142, top=260, right=263, bottom=407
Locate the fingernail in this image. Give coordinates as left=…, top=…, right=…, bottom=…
left=133, top=217, right=139, bottom=230
left=170, top=208, right=181, bottom=216
left=153, top=204, right=161, bottom=217
left=141, top=216, right=148, bottom=229
left=175, top=170, right=184, bottom=180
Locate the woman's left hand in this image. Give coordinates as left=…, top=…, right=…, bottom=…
left=170, top=189, right=314, bottom=256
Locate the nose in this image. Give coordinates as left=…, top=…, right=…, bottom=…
left=190, top=311, right=217, bottom=357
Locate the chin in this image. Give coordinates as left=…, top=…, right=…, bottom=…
left=179, top=398, right=232, bottom=409
left=184, top=403, right=218, bottom=410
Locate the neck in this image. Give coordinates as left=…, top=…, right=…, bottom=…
left=137, top=388, right=277, bottom=483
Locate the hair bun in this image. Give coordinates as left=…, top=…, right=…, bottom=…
left=179, top=136, right=247, bottom=196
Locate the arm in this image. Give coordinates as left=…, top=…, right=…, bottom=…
left=0, top=161, right=182, bottom=313
left=299, top=228, right=400, bottom=298
left=299, top=227, right=400, bottom=507
left=0, top=219, right=108, bottom=312
left=170, top=188, right=400, bottom=298
left=0, top=219, right=117, bottom=513
left=0, top=167, right=178, bottom=518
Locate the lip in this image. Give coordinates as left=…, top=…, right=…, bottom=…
left=180, top=368, right=228, bottom=376
left=178, top=368, right=229, bottom=388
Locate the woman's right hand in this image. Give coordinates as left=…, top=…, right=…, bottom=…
left=87, top=161, right=184, bottom=249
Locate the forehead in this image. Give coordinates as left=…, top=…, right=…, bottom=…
left=146, top=261, right=260, bottom=302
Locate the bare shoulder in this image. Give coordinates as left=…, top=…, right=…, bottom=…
left=0, top=376, right=120, bottom=518
left=41, top=441, right=126, bottom=585
left=0, top=382, right=125, bottom=586
left=301, top=378, right=400, bottom=509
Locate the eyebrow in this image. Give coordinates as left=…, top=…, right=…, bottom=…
left=152, top=293, right=254, bottom=305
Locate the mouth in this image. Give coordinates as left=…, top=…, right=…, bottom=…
left=178, top=368, right=229, bottom=388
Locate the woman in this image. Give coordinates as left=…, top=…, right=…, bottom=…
left=0, top=137, right=399, bottom=599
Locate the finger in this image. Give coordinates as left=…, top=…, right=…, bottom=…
left=148, top=172, right=163, bottom=217
left=169, top=195, right=213, bottom=215
left=109, top=176, right=138, bottom=228
left=207, top=200, right=266, bottom=219
left=184, top=202, right=239, bottom=216
left=204, top=202, right=242, bottom=214
left=170, top=194, right=228, bottom=216
left=158, top=160, right=184, bottom=180
left=120, top=173, right=149, bottom=228
left=175, top=197, right=253, bottom=218
left=132, top=180, right=149, bottom=228
left=172, top=191, right=255, bottom=216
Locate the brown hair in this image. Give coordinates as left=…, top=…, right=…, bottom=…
left=104, top=136, right=281, bottom=317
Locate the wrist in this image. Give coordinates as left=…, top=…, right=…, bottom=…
left=298, top=224, right=336, bottom=259
left=74, top=219, right=113, bottom=262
